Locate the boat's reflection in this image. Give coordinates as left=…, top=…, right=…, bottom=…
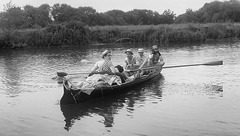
left=60, top=74, right=164, bottom=131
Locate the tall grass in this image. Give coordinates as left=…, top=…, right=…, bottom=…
left=1, top=23, right=240, bottom=49
left=89, top=23, right=240, bottom=45
left=0, top=22, right=89, bottom=49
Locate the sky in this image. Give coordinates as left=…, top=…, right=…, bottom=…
left=0, top=0, right=221, bottom=15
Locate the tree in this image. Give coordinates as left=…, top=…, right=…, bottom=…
left=105, top=10, right=127, bottom=25
left=51, top=3, right=77, bottom=23
left=23, top=4, right=51, bottom=28
left=162, top=9, right=176, bottom=24
left=0, top=1, right=26, bottom=29
left=76, top=7, right=96, bottom=25
left=174, top=0, right=240, bottom=23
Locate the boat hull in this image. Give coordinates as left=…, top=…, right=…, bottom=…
left=60, top=66, right=162, bottom=105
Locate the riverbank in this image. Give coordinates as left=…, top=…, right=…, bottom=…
left=1, top=23, right=240, bottom=49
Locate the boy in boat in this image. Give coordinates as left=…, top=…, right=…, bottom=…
left=124, top=49, right=138, bottom=70
left=114, top=65, right=134, bottom=83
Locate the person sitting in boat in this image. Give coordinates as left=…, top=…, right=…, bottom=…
left=89, top=50, right=116, bottom=75
left=136, top=45, right=165, bottom=77
left=124, top=49, right=137, bottom=70
left=135, top=48, right=147, bottom=67
left=114, top=65, right=134, bottom=83
left=86, top=50, right=120, bottom=86
left=139, top=45, right=165, bottom=69
left=148, top=45, right=165, bottom=66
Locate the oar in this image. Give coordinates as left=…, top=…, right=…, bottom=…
left=127, top=60, right=223, bottom=72
left=163, top=60, right=223, bottom=69
left=125, top=66, right=160, bottom=72
left=58, top=61, right=223, bottom=77
left=57, top=72, right=89, bottom=77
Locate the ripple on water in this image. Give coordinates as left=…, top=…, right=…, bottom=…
left=162, top=82, right=223, bottom=98
left=1, top=43, right=240, bottom=136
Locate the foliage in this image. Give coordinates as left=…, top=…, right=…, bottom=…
left=1, top=0, right=240, bottom=28
left=175, top=0, right=240, bottom=23
left=0, top=3, right=176, bottom=28
left=0, top=22, right=89, bottom=48
left=2, top=1, right=240, bottom=48
left=88, top=23, right=240, bottom=45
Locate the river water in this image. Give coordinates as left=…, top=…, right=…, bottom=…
left=0, top=41, right=239, bottom=136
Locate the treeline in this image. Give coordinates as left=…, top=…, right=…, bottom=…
left=1, top=0, right=240, bottom=49
left=1, top=0, right=240, bottom=29
left=175, top=0, right=240, bottom=23
left=0, top=2, right=175, bottom=29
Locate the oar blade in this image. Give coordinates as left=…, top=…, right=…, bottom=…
left=57, top=72, right=68, bottom=77
left=203, top=61, right=223, bottom=66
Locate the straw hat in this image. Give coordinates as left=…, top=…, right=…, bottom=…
left=138, top=48, right=144, bottom=53
left=125, top=49, right=133, bottom=55
left=102, top=50, right=110, bottom=58
left=152, top=45, right=158, bottom=50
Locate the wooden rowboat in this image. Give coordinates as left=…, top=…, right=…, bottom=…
left=60, top=65, right=162, bottom=105
left=59, top=60, right=223, bottom=105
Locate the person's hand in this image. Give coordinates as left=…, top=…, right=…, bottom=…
left=138, top=68, right=142, bottom=72
left=88, top=71, right=98, bottom=76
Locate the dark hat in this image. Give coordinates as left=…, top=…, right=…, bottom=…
left=115, top=65, right=124, bottom=73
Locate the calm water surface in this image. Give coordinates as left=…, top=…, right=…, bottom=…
left=0, top=42, right=239, bottom=136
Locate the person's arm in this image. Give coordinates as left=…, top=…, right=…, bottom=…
left=158, top=55, right=165, bottom=66
left=108, top=61, right=116, bottom=73
left=110, top=66, right=116, bottom=73
left=139, top=56, right=149, bottom=69
left=147, top=54, right=155, bottom=66
left=124, top=59, right=129, bottom=70
left=90, top=62, right=99, bottom=72
left=135, top=57, right=141, bottom=66
left=132, top=57, right=139, bottom=68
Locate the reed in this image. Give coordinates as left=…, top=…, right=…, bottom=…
left=89, top=23, right=240, bottom=44
left=0, top=22, right=90, bottom=48
left=1, top=23, right=240, bottom=49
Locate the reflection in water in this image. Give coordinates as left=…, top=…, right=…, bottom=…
left=0, top=50, right=24, bottom=96
left=60, top=72, right=223, bottom=131
left=61, top=74, right=164, bottom=130
left=0, top=47, right=91, bottom=96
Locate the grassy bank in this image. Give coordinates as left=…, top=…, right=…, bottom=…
left=0, top=22, right=89, bottom=49
left=90, top=23, right=240, bottom=44
left=1, top=23, right=240, bottom=49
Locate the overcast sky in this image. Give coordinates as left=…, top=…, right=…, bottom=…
left=0, top=0, right=221, bottom=15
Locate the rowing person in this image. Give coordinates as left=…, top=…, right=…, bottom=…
left=136, top=45, right=165, bottom=77
left=135, top=48, right=147, bottom=67
left=139, top=45, right=165, bottom=69
left=148, top=45, right=165, bottom=66
left=89, top=50, right=132, bottom=84
left=89, top=50, right=116, bottom=76
left=124, top=49, right=137, bottom=70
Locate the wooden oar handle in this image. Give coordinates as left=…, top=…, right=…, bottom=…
left=163, top=60, right=223, bottom=69
left=126, top=66, right=161, bottom=72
